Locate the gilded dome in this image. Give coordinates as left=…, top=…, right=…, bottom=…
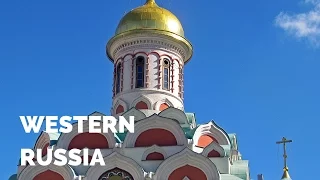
left=115, top=0, right=185, bottom=37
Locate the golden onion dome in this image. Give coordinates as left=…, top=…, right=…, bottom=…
left=115, top=0, right=185, bottom=37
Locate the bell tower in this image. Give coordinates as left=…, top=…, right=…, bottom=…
left=106, top=0, right=193, bottom=116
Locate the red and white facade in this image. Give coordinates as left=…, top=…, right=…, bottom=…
left=11, top=1, right=250, bottom=180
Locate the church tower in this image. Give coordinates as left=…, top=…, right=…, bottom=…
left=107, top=0, right=193, bottom=116
left=11, top=1, right=252, bottom=179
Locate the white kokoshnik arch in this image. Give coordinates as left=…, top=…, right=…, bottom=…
left=85, top=152, right=145, bottom=179
left=158, top=107, right=189, bottom=124
left=153, top=148, right=220, bottom=180
left=193, top=121, right=231, bottom=146
left=113, top=98, right=128, bottom=115
left=141, top=145, right=167, bottom=160
left=154, top=98, right=174, bottom=110
left=33, top=131, right=51, bottom=154
left=122, top=114, right=188, bottom=148
left=18, top=163, right=75, bottom=180
left=130, top=95, right=153, bottom=109
left=56, top=119, right=116, bottom=150
left=202, top=141, right=226, bottom=157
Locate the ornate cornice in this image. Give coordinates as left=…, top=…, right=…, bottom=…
left=107, top=30, right=193, bottom=63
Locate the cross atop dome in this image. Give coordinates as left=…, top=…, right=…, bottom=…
left=276, top=137, right=293, bottom=180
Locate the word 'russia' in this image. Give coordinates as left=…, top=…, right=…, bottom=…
left=20, top=116, right=135, bottom=133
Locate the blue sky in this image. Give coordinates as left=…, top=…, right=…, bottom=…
left=0, top=0, right=319, bottom=179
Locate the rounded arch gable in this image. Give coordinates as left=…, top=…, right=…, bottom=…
left=86, top=152, right=144, bottom=180
left=146, top=152, right=164, bottom=160
left=158, top=107, right=188, bottom=124
left=202, top=141, right=225, bottom=157
left=116, top=105, right=124, bottom=114
left=131, top=95, right=152, bottom=110
left=135, top=101, right=148, bottom=109
left=169, top=165, right=207, bottom=180
left=68, top=132, right=109, bottom=150
left=18, top=163, right=75, bottom=180
left=113, top=99, right=127, bottom=115
left=123, top=115, right=187, bottom=148
left=197, top=135, right=218, bottom=148
left=98, top=167, right=134, bottom=180
left=135, top=128, right=177, bottom=147
left=56, top=120, right=116, bottom=150
left=142, top=145, right=167, bottom=161
left=208, top=150, right=221, bottom=157
left=160, top=103, right=169, bottom=111
left=153, top=149, right=220, bottom=180
left=154, top=99, right=174, bottom=111
left=193, top=122, right=231, bottom=146
left=34, top=170, right=64, bottom=180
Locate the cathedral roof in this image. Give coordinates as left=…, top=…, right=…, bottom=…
left=115, top=0, right=184, bottom=37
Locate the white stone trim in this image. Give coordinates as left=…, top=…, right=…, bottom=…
left=56, top=119, right=116, bottom=150
left=153, top=148, right=220, bottom=180
left=34, top=131, right=50, bottom=150
left=113, top=98, right=128, bottom=115
left=18, top=163, right=75, bottom=180
left=109, top=33, right=186, bottom=62
left=158, top=107, right=188, bottom=124
left=154, top=98, right=174, bottom=110
left=141, top=145, right=167, bottom=160
left=122, top=114, right=187, bottom=148
left=114, top=88, right=183, bottom=104
left=193, top=121, right=231, bottom=146
left=85, top=152, right=144, bottom=179
left=202, top=141, right=226, bottom=157
left=130, top=95, right=153, bottom=109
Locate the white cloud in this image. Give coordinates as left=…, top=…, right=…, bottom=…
left=275, top=0, right=320, bottom=46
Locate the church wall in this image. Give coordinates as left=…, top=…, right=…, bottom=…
left=148, top=53, right=160, bottom=89
left=122, top=55, right=132, bottom=92
left=210, top=157, right=231, bottom=174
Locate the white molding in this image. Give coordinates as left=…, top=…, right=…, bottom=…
left=113, top=98, right=128, bottom=115
left=141, top=145, right=167, bottom=160
left=154, top=98, right=174, bottom=110
left=34, top=132, right=50, bottom=151
left=85, top=152, right=144, bottom=179
left=202, top=141, right=226, bottom=157
left=122, top=114, right=187, bottom=148
left=153, top=148, right=220, bottom=180
left=18, top=163, right=75, bottom=180
left=193, top=121, right=231, bottom=146
left=158, top=107, right=188, bottom=124
left=113, top=88, right=183, bottom=104
left=109, top=33, right=186, bottom=62
left=130, top=95, right=153, bottom=109
left=56, top=119, right=116, bottom=150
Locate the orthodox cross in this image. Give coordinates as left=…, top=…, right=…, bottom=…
left=276, top=137, right=292, bottom=168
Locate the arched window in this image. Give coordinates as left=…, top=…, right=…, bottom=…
left=163, top=59, right=170, bottom=90
left=116, top=63, right=122, bottom=94
left=136, top=56, right=145, bottom=88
